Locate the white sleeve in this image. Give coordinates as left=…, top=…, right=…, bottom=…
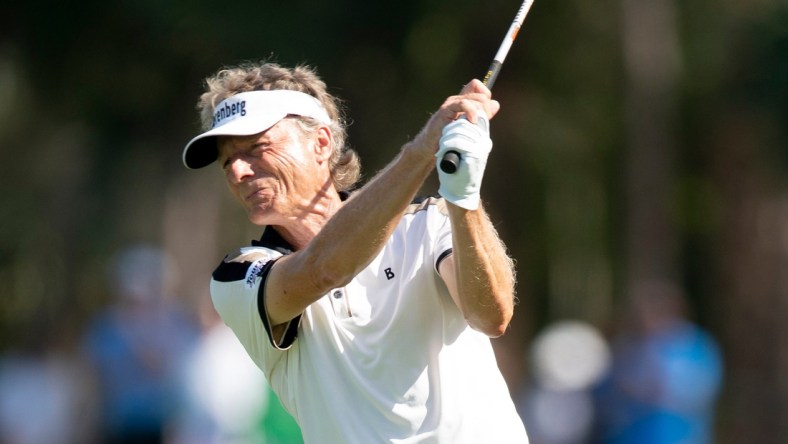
left=209, top=247, right=300, bottom=373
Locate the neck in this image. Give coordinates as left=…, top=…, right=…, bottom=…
left=273, top=188, right=344, bottom=250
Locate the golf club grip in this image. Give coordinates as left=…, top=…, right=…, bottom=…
left=438, top=61, right=502, bottom=175
left=439, top=150, right=461, bottom=174
left=482, top=60, right=503, bottom=90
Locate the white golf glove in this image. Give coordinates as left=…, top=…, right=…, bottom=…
left=435, top=115, right=493, bottom=210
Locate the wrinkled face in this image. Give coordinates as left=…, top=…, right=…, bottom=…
left=217, top=119, right=331, bottom=226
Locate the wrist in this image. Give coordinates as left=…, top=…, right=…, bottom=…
left=439, top=187, right=481, bottom=211
left=402, top=140, right=437, bottom=172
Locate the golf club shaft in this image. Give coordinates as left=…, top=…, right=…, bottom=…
left=439, top=0, right=535, bottom=174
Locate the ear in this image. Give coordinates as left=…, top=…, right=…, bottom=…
left=313, top=126, right=333, bottom=163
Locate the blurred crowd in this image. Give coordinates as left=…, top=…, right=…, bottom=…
left=0, top=244, right=723, bottom=444
left=517, top=280, right=724, bottom=444
left=0, top=244, right=302, bottom=444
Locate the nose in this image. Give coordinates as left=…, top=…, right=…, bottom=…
left=226, top=157, right=254, bottom=183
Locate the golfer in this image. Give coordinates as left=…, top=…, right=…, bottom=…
left=182, top=61, right=528, bottom=443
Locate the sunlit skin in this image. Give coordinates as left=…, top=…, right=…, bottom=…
left=216, top=118, right=341, bottom=249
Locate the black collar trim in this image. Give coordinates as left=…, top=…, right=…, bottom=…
left=252, top=227, right=294, bottom=255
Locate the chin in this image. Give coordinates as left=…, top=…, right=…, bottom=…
left=248, top=213, right=270, bottom=226
left=247, top=206, right=278, bottom=226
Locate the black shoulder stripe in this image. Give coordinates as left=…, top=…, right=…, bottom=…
left=212, top=259, right=251, bottom=282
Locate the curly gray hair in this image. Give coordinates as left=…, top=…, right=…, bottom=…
left=197, top=62, right=361, bottom=191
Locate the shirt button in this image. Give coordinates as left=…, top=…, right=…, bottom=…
left=332, top=290, right=343, bottom=299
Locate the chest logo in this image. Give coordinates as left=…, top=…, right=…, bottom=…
left=384, top=267, right=395, bottom=280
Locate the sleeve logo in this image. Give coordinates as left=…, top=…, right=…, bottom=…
left=244, top=259, right=267, bottom=290
left=224, top=247, right=282, bottom=289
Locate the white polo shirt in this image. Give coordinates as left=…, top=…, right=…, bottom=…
left=210, top=197, right=528, bottom=443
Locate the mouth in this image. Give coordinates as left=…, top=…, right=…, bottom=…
left=243, top=183, right=276, bottom=205
left=245, top=186, right=266, bottom=200
left=245, top=187, right=261, bottom=200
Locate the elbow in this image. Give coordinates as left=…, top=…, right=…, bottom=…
left=469, top=302, right=514, bottom=338
left=480, top=315, right=512, bottom=338
left=473, top=319, right=509, bottom=338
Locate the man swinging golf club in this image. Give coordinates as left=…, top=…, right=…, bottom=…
left=182, top=57, right=528, bottom=442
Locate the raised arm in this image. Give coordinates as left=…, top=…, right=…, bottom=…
left=264, top=145, right=433, bottom=327
left=265, top=80, right=499, bottom=327
left=439, top=204, right=516, bottom=337
left=430, top=80, right=515, bottom=337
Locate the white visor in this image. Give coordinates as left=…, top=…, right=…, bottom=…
left=182, top=90, right=332, bottom=169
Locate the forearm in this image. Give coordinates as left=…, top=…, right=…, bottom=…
left=447, top=202, right=516, bottom=337
left=303, top=144, right=434, bottom=290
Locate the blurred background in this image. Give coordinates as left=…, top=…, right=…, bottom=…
left=0, top=0, right=786, bottom=443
